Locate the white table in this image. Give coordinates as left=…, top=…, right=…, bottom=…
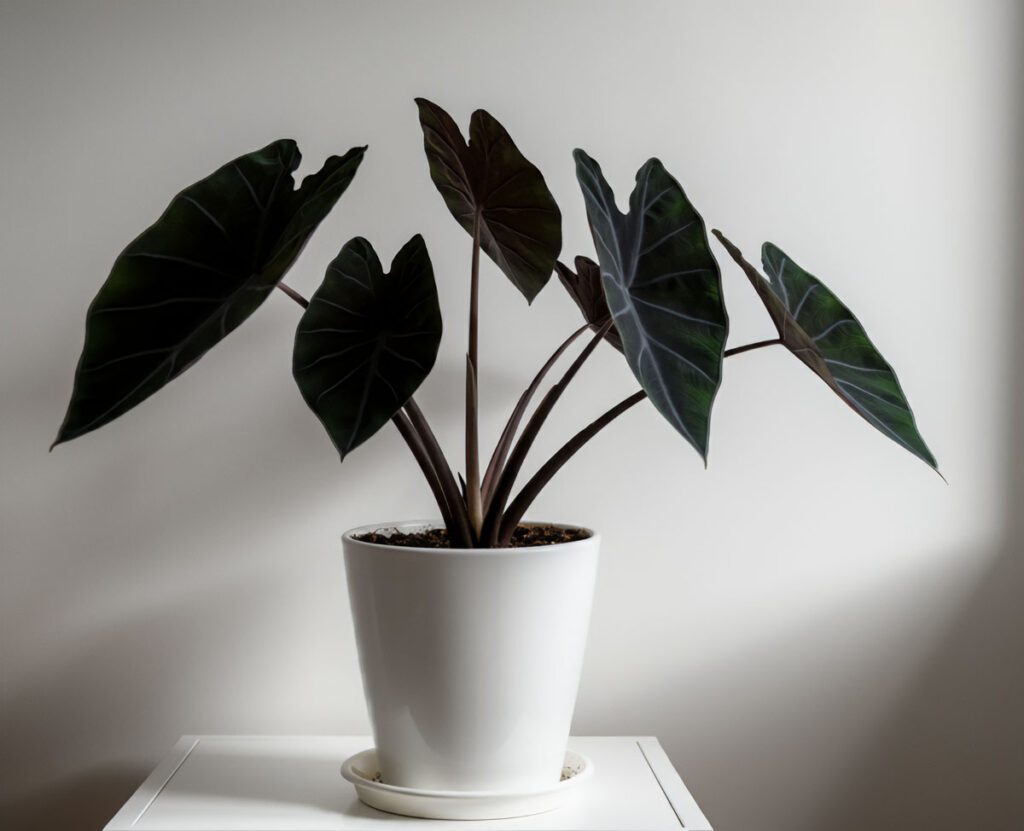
left=105, top=736, right=712, bottom=830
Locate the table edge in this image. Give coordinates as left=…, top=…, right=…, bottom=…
left=103, top=735, right=712, bottom=831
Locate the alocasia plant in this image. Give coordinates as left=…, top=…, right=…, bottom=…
left=54, top=100, right=939, bottom=546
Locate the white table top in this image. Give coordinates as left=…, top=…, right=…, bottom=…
left=105, top=735, right=712, bottom=830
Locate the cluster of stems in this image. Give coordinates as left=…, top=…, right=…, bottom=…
left=278, top=234, right=781, bottom=548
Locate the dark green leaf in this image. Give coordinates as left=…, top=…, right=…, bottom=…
left=714, top=231, right=938, bottom=471
left=415, top=98, right=561, bottom=302
left=573, top=150, right=729, bottom=461
left=293, top=235, right=442, bottom=458
left=54, top=140, right=366, bottom=447
left=555, top=256, right=623, bottom=351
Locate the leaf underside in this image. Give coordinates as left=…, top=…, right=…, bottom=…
left=555, top=256, right=623, bottom=351
left=292, top=235, right=442, bottom=457
left=54, top=140, right=366, bottom=447
left=714, top=231, right=938, bottom=471
left=416, top=98, right=561, bottom=302
left=573, top=150, right=729, bottom=460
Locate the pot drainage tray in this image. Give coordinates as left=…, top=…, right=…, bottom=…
left=340, top=748, right=593, bottom=820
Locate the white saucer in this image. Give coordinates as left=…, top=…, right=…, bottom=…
left=340, top=748, right=593, bottom=820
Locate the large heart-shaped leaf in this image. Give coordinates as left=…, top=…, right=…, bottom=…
left=573, top=150, right=729, bottom=460
left=293, top=235, right=442, bottom=458
left=415, top=98, right=561, bottom=302
left=713, top=231, right=938, bottom=471
left=555, top=256, right=623, bottom=351
left=53, top=140, right=366, bottom=447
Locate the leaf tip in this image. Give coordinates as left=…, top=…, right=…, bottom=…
left=698, top=440, right=710, bottom=469
left=414, top=97, right=438, bottom=115
left=469, top=107, right=498, bottom=127
left=50, top=422, right=72, bottom=452
left=761, top=241, right=786, bottom=272
left=922, top=451, right=945, bottom=481
left=641, top=157, right=666, bottom=176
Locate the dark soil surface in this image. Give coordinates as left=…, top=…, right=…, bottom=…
left=354, top=524, right=590, bottom=548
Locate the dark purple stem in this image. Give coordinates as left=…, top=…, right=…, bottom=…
left=724, top=337, right=781, bottom=357
left=481, top=320, right=613, bottom=546
left=481, top=323, right=590, bottom=512
left=405, top=398, right=474, bottom=547
left=496, top=336, right=785, bottom=543
left=391, top=409, right=457, bottom=535
left=498, top=389, right=647, bottom=545
left=276, top=281, right=309, bottom=308
left=465, top=210, right=484, bottom=536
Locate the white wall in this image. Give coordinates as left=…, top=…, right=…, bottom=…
left=1, top=2, right=1021, bottom=829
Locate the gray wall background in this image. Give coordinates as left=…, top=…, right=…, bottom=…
left=1, top=2, right=1021, bottom=829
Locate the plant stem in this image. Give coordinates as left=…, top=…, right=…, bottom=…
left=481, top=320, right=613, bottom=546
left=276, top=270, right=781, bottom=547
left=480, top=323, right=590, bottom=512
left=465, top=210, right=484, bottom=537
left=495, top=335, right=785, bottom=541
left=724, top=337, right=781, bottom=357
left=391, top=409, right=457, bottom=533
left=405, top=397, right=475, bottom=547
left=276, top=281, right=309, bottom=308
left=498, top=389, right=647, bottom=545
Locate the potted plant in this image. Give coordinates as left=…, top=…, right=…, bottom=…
left=53, top=99, right=938, bottom=812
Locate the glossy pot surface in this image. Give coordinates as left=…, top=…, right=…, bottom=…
left=343, top=521, right=599, bottom=792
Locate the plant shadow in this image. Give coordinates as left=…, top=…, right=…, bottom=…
left=0, top=768, right=147, bottom=831
left=795, top=7, right=1024, bottom=827
left=795, top=537, right=1024, bottom=831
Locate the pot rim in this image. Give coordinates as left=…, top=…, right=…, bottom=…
left=342, top=519, right=597, bottom=554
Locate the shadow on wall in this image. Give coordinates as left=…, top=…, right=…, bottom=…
left=801, top=8, right=1024, bottom=828
left=579, top=535, right=1007, bottom=831
left=801, top=538, right=1024, bottom=831
left=0, top=568, right=298, bottom=831
left=0, top=769, right=147, bottom=831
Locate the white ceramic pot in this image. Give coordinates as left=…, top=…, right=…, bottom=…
left=342, top=521, right=599, bottom=793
